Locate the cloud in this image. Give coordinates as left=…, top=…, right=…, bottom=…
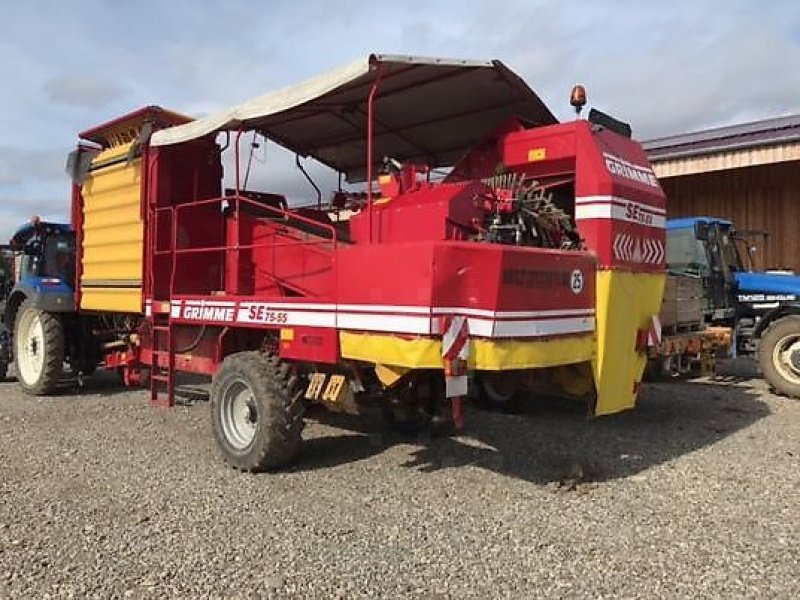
left=0, top=191, right=68, bottom=242
left=0, top=147, right=67, bottom=186
left=43, top=75, right=129, bottom=109
left=0, top=0, right=798, bottom=243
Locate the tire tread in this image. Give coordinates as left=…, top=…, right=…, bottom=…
left=211, top=350, right=305, bottom=471
left=757, top=315, right=800, bottom=399
left=14, top=300, right=64, bottom=395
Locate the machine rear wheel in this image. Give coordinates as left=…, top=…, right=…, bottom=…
left=758, top=315, right=800, bottom=399
left=211, top=351, right=305, bottom=471
left=477, top=372, right=522, bottom=412
left=0, top=360, right=7, bottom=382
left=14, top=300, right=64, bottom=395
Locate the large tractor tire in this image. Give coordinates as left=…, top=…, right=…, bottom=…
left=14, top=300, right=64, bottom=395
left=758, top=315, right=800, bottom=399
left=211, top=351, right=305, bottom=471
left=0, top=360, right=7, bottom=382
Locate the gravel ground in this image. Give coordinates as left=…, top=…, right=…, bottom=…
left=0, top=360, right=797, bottom=599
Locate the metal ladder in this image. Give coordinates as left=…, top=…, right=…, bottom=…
left=148, top=204, right=177, bottom=408
left=149, top=302, right=175, bottom=407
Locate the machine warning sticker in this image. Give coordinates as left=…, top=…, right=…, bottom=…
left=570, top=270, right=584, bottom=294
left=612, top=233, right=664, bottom=264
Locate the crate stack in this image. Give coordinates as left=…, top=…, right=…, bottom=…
left=661, top=275, right=704, bottom=331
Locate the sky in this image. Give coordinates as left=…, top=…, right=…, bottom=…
left=0, top=0, right=798, bottom=240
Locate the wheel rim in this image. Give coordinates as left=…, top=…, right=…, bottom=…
left=482, top=374, right=516, bottom=404
left=219, top=378, right=258, bottom=450
left=771, top=334, right=800, bottom=384
left=16, top=310, right=45, bottom=385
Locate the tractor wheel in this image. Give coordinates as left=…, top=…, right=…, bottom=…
left=758, top=316, right=800, bottom=399
left=0, top=360, right=7, bottom=382
left=14, top=300, right=64, bottom=395
left=211, top=351, right=305, bottom=471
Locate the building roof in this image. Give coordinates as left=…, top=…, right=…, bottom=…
left=644, top=113, right=800, bottom=162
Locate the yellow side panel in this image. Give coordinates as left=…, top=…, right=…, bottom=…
left=80, top=141, right=144, bottom=313
left=374, top=363, right=410, bottom=387
left=472, top=335, right=594, bottom=370
left=341, top=332, right=442, bottom=368
left=81, top=287, right=143, bottom=314
left=593, top=270, right=665, bottom=416
left=339, top=331, right=595, bottom=371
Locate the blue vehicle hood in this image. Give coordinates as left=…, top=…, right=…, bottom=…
left=735, top=271, right=800, bottom=296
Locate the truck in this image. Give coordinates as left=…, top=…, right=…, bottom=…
left=9, top=54, right=669, bottom=471
left=666, top=216, right=800, bottom=397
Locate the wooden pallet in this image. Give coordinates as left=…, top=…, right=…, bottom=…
left=661, top=321, right=705, bottom=336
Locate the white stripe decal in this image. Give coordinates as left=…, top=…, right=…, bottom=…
left=236, top=307, right=336, bottom=328
left=575, top=195, right=666, bottom=229
left=491, top=317, right=595, bottom=338
left=432, top=306, right=595, bottom=319
left=183, top=299, right=237, bottom=307
left=337, top=303, right=431, bottom=314
left=249, top=302, right=337, bottom=311
left=162, top=298, right=596, bottom=338
left=337, top=313, right=432, bottom=335
left=460, top=317, right=595, bottom=338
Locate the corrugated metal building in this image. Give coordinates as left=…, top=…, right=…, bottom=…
left=644, top=115, right=800, bottom=271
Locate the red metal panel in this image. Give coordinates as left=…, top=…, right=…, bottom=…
left=348, top=181, right=485, bottom=245
left=498, top=120, right=666, bottom=272
left=500, top=121, right=578, bottom=179
left=431, top=243, right=595, bottom=313
left=335, top=242, right=436, bottom=306
left=164, top=239, right=595, bottom=357
left=70, top=183, right=84, bottom=307
left=573, top=125, right=666, bottom=272
left=279, top=326, right=339, bottom=364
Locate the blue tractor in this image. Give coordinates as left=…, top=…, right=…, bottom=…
left=667, top=217, right=800, bottom=397
left=1, top=218, right=100, bottom=392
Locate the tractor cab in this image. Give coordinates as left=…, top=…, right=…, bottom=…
left=3, top=218, right=75, bottom=332
left=10, top=219, right=76, bottom=287
left=666, top=217, right=745, bottom=321
left=667, top=216, right=800, bottom=321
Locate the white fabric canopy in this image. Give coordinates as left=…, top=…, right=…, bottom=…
left=150, top=53, right=556, bottom=181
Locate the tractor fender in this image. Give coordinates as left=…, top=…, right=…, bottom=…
left=3, top=289, right=29, bottom=330
left=9, top=279, right=75, bottom=318
left=0, top=321, right=10, bottom=364
left=753, top=303, right=800, bottom=338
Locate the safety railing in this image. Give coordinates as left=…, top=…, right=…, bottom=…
left=152, top=193, right=339, bottom=297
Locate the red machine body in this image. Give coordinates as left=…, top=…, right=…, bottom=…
left=67, top=111, right=664, bottom=399
left=46, top=55, right=674, bottom=470
left=450, top=118, right=666, bottom=271
left=65, top=56, right=664, bottom=419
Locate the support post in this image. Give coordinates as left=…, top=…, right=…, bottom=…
left=366, top=64, right=384, bottom=244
